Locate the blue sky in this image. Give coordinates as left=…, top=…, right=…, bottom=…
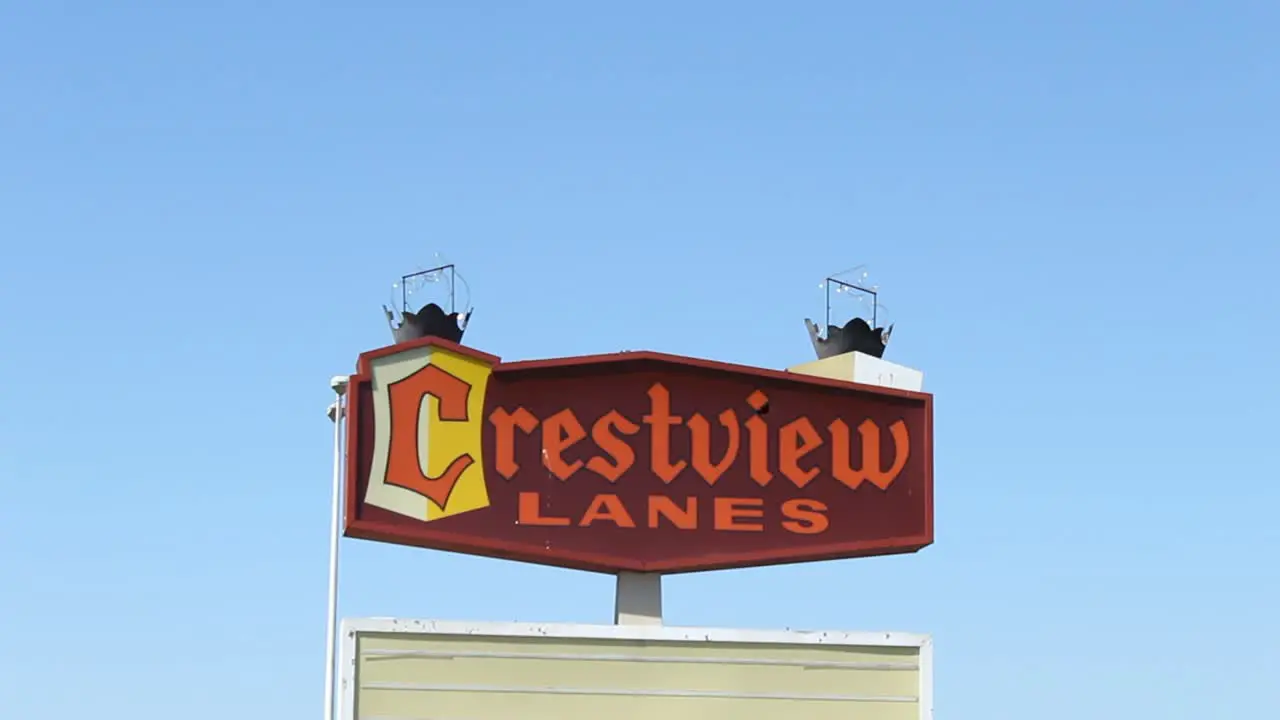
left=2, top=2, right=1277, bottom=718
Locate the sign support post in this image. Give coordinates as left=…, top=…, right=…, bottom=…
left=613, top=572, right=663, bottom=625
left=323, top=376, right=349, bottom=720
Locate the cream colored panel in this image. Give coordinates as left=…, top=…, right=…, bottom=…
left=354, top=631, right=921, bottom=720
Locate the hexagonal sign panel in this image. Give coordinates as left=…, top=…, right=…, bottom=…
left=345, top=337, right=933, bottom=574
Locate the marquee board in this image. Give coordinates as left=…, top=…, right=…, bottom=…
left=340, top=619, right=933, bottom=720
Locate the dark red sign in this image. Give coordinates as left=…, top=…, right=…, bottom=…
left=345, top=337, right=933, bottom=574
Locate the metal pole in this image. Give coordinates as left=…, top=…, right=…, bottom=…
left=324, top=377, right=349, bottom=720
left=614, top=572, right=664, bottom=626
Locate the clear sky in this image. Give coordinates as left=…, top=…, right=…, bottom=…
left=2, top=2, right=1277, bottom=718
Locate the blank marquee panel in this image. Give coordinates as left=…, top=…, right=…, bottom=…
left=341, top=620, right=932, bottom=720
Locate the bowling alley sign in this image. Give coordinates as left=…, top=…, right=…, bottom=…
left=344, top=337, right=934, bottom=573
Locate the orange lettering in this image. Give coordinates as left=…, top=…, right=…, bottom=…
left=542, top=409, right=587, bottom=481
left=779, top=418, right=823, bottom=488
left=586, top=410, right=640, bottom=482
left=687, top=409, right=740, bottom=485
left=829, top=418, right=910, bottom=490
left=490, top=407, right=539, bottom=480
left=648, top=495, right=697, bottom=529
left=385, top=364, right=474, bottom=507
left=714, top=497, right=764, bottom=532
left=643, top=383, right=686, bottom=483
left=580, top=494, right=636, bottom=528
left=517, top=491, right=570, bottom=526
left=781, top=499, right=829, bottom=534
left=745, top=390, right=772, bottom=486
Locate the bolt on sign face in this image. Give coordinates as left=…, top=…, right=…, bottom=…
left=345, top=337, right=934, bottom=574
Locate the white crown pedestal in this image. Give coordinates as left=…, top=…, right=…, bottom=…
left=787, top=351, right=924, bottom=392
